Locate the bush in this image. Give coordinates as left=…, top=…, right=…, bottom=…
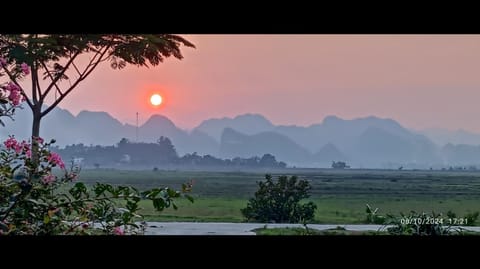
left=464, top=211, right=479, bottom=226
left=241, top=174, right=317, bottom=223
left=0, top=137, right=193, bottom=235
left=385, top=211, right=457, bottom=236
left=365, top=204, right=386, bottom=224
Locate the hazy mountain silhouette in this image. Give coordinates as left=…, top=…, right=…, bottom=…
left=0, top=106, right=218, bottom=156
left=441, top=143, right=480, bottom=165
left=312, top=143, right=348, bottom=165
left=0, top=107, right=471, bottom=168
left=420, top=128, right=480, bottom=146
left=195, top=113, right=275, bottom=142
left=219, top=128, right=311, bottom=165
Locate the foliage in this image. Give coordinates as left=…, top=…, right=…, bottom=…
left=365, top=204, right=386, bottom=224
left=331, top=161, right=350, bottom=169
left=384, top=211, right=459, bottom=236
left=0, top=136, right=193, bottom=235
left=447, top=210, right=479, bottom=226
left=241, top=174, right=317, bottom=223
left=54, top=140, right=288, bottom=169
left=463, top=211, right=479, bottom=226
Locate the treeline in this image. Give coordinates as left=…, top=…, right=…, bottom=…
left=52, top=137, right=287, bottom=169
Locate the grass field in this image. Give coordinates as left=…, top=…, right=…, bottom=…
left=73, top=168, right=480, bottom=224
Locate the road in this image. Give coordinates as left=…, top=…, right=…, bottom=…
left=143, top=222, right=480, bottom=235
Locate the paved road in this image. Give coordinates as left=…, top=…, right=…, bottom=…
left=143, top=222, right=480, bottom=235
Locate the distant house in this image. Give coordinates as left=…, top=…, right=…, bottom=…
left=331, top=161, right=350, bottom=169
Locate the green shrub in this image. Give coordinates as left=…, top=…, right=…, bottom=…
left=385, top=211, right=455, bottom=236
left=241, top=174, right=317, bottom=223
left=464, top=211, right=479, bottom=226
left=0, top=137, right=193, bottom=235
left=365, top=204, right=386, bottom=224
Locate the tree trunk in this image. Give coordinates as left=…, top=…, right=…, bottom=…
left=31, top=105, right=42, bottom=167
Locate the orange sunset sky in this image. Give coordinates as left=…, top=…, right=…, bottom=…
left=56, top=35, right=480, bottom=132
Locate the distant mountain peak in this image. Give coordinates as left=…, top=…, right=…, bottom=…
left=323, top=115, right=342, bottom=123
left=233, top=113, right=272, bottom=122
left=194, top=113, right=275, bottom=142
left=76, top=110, right=122, bottom=125
left=143, top=114, right=176, bottom=128
left=77, top=110, right=113, bottom=118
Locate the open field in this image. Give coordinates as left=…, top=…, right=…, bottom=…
left=74, top=168, right=480, bottom=224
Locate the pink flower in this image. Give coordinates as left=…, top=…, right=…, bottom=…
left=8, top=89, right=22, bottom=106
left=33, top=136, right=44, bottom=144
left=41, top=174, right=56, bottom=185
left=5, top=82, right=20, bottom=92
left=4, top=137, right=18, bottom=150
left=113, top=226, right=124, bottom=235
left=20, top=63, right=29, bottom=75
left=20, top=140, right=30, bottom=150
left=3, top=137, right=25, bottom=154
left=47, top=152, right=65, bottom=169
left=69, top=173, right=78, bottom=181
left=0, top=57, right=6, bottom=66
left=5, top=82, right=23, bottom=106
left=25, top=149, right=32, bottom=158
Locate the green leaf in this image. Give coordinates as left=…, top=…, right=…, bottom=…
left=27, top=198, right=48, bottom=207
left=185, top=195, right=194, bottom=203
left=44, top=215, right=50, bottom=224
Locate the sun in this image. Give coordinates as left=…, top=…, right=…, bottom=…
left=150, top=94, right=163, bottom=106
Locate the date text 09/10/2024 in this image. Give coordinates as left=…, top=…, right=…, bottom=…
left=400, top=218, right=468, bottom=225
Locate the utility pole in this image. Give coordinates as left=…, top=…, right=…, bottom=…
left=136, top=112, right=139, bottom=142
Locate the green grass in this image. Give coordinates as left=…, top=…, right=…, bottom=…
left=138, top=198, right=246, bottom=222
left=73, top=168, right=480, bottom=224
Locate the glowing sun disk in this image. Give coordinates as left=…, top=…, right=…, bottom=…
left=150, top=94, right=162, bottom=106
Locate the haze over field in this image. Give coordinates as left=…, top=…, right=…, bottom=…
left=3, top=107, right=480, bottom=168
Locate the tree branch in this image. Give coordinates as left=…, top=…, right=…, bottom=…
left=40, top=50, right=81, bottom=102
left=41, top=45, right=111, bottom=118
left=39, top=60, right=63, bottom=97
left=35, top=66, right=42, bottom=101
left=71, top=61, right=82, bottom=77
left=31, top=64, right=38, bottom=105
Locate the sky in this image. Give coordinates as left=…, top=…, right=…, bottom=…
left=53, top=35, right=480, bottom=132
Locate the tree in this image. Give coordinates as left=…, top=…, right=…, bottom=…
left=259, top=153, right=277, bottom=167
left=332, top=161, right=350, bottom=169
left=157, top=136, right=178, bottom=162
left=241, top=174, right=317, bottom=223
left=0, top=35, right=195, bottom=164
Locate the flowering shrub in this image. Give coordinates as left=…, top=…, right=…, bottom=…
left=0, top=57, right=27, bottom=126
left=0, top=136, right=194, bottom=235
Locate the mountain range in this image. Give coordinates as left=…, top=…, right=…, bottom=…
left=2, top=106, right=480, bottom=168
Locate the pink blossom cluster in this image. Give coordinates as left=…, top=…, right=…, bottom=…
left=0, top=60, right=28, bottom=106
left=33, top=136, right=44, bottom=144
left=47, top=152, right=65, bottom=169
left=41, top=174, right=56, bottom=185
left=20, top=63, right=29, bottom=75
left=113, top=226, right=124, bottom=235
left=3, top=136, right=30, bottom=155
left=3, top=82, right=24, bottom=106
